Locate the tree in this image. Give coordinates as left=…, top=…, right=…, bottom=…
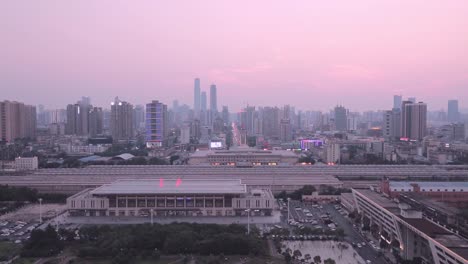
left=313, top=255, right=322, bottom=263
left=323, top=258, right=336, bottom=264
left=293, top=249, right=302, bottom=259
left=304, top=254, right=311, bottom=262
left=283, top=252, right=292, bottom=264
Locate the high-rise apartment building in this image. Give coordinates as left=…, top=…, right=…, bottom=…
left=448, top=99, right=459, bottom=123
left=88, top=107, right=103, bottom=137
left=393, top=95, right=402, bottom=110
left=145, top=100, right=168, bottom=148
left=334, top=105, right=348, bottom=131
left=110, top=97, right=134, bottom=141
left=402, top=102, right=427, bottom=141
left=280, top=105, right=292, bottom=142
left=133, top=105, right=146, bottom=130
left=194, top=78, right=201, bottom=117
left=262, top=107, right=280, bottom=139
left=383, top=109, right=401, bottom=140
left=210, top=84, right=217, bottom=113
left=0, top=101, right=36, bottom=142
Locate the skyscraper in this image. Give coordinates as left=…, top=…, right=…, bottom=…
left=146, top=100, right=168, bottom=148
left=193, top=78, right=200, bottom=117
left=334, top=105, right=348, bottom=131
left=408, top=97, right=416, bottom=103
left=210, top=84, right=217, bottom=113
left=110, top=97, right=134, bottom=141
left=448, top=99, right=459, bottom=123
left=0, top=101, right=36, bottom=142
left=393, top=95, right=402, bottom=110
left=402, top=102, right=427, bottom=141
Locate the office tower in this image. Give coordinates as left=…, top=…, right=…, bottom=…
left=88, top=107, right=103, bottom=137
left=133, top=105, right=145, bottom=130
left=194, top=78, right=201, bottom=117
left=145, top=100, right=168, bottom=148
left=334, top=105, right=348, bottom=131
left=280, top=105, right=292, bottom=142
left=210, top=84, right=217, bottom=113
left=448, top=100, right=459, bottom=123
left=262, top=106, right=280, bottom=139
left=222, top=106, right=230, bottom=125
left=393, top=95, right=402, bottom=110
left=0, top=101, right=36, bottom=142
left=408, top=97, right=416, bottom=103
left=110, top=97, right=134, bottom=141
left=402, top=102, right=427, bottom=141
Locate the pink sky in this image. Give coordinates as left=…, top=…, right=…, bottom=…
left=1, top=0, right=467, bottom=111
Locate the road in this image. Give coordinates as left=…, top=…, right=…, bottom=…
left=321, top=203, right=386, bottom=263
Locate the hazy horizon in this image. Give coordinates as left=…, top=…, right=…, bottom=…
left=1, top=1, right=467, bottom=112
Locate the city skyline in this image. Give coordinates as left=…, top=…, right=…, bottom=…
left=1, top=1, right=468, bottom=111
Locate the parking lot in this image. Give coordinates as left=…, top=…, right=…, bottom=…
left=0, top=203, right=67, bottom=244
left=273, top=199, right=387, bottom=264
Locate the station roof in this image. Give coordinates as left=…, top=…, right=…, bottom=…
left=389, top=181, right=468, bottom=191
left=90, top=179, right=247, bottom=195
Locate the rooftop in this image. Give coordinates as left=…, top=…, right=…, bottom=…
left=399, top=217, right=468, bottom=260
left=389, top=181, right=468, bottom=190
left=90, top=179, right=247, bottom=195
left=190, top=149, right=299, bottom=158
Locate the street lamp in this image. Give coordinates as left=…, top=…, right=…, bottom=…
left=150, top=209, right=154, bottom=226
left=247, top=209, right=251, bottom=234
left=287, top=198, right=291, bottom=223
left=38, top=198, right=43, bottom=224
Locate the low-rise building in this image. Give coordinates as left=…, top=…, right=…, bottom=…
left=67, top=179, right=275, bottom=217
left=15, top=157, right=38, bottom=171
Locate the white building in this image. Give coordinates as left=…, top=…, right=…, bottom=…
left=67, top=179, right=275, bottom=217
left=15, top=157, right=38, bottom=171
left=326, top=143, right=340, bottom=164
